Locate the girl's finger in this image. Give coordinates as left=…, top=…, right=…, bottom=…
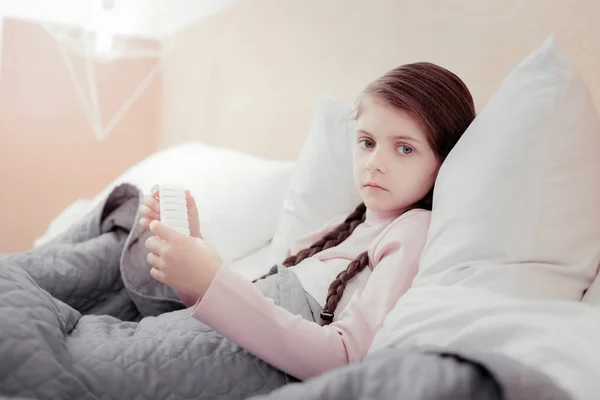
left=140, top=204, right=160, bottom=220
left=143, top=195, right=160, bottom=212
left=150, top=266, right=167, bottom=283
left=186, top=192, right=198, bottom=208
left=139, top=217, right=153, bottom=228
left=151, top=185, right=160, bottom=199
left=145, top=236, right=167, bottom=256
left=149, top=220, right=184, bottom=243
left=147, top=251, right=165, bottom=270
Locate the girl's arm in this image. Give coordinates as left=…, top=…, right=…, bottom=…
left=178, top=292, right=199, bottom=308
left=175, top=214, right=346, bottom=307
left=191, top=210, right=431, bottom=380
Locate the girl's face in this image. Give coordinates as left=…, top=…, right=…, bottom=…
left=353, top=94, right=441, bottom=213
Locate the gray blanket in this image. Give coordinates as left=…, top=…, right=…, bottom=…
left=248, top=346, right=572, bottom=400
left=0, top=184, right=316, bottom=400
left=0, top=184, right=572, bottom=400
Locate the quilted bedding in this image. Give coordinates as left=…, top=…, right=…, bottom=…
left=0, top=184, right=316, bottom=400
left=248, top=345, right=572, bottom=400
left=0, top=184, right=572, bottom=400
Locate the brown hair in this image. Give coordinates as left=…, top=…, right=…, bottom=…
left=260, top=62, right=476, bottom=325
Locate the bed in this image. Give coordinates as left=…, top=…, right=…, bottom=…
left=2, top=36, right=600, bottom=400
left=0, top=182, right=572, bottom=400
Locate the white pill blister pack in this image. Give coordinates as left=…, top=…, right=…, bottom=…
left=159, top=184, right=190, bottom=236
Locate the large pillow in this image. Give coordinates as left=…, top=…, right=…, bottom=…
left=268, top=98, right=362, bottom=264
left=582, top=276, right=600, bottom=306
left=36, top=142, right=294, bottom=263
left=412, top=35, right=600, bottom=301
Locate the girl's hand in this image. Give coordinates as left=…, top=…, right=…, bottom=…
left=138, top=185, right=202, bottom=238
left=145, top=220, right=223, bottom=300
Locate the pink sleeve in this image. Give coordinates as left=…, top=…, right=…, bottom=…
left=190, top=210, right=431, bottom=380
left=177, top=215, right=346, bottom=306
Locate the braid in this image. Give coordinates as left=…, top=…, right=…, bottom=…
left=282, top=203, right=367, bottom=267
left=252, top=203, right=366, bottom=283
left=319, top=251, right=370, bottom=325
left=254, top=203, right=370, bottom=325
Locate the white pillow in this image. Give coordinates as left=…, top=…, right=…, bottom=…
left=268, top=98, right=362, bottom=264
left=412, top=35, right=600, bottom=301
left=582, top=276, right=600, bottom=306
left=36, top=142, right=294, bottom=263
left=228, top=243, right=274, bottom=280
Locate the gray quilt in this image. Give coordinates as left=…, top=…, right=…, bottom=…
left=0, top=184, right=313, bottom=400
left=248, top=346, right=573, bottom=400
left=0, top=184, right=572, bottom=400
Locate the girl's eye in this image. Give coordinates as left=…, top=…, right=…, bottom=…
left=398, top=145, right=413, bottom=155
left=359, top=139, right=375, bottom=149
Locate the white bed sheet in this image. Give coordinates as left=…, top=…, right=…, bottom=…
left=228, top=243, right=273, bottom=281
left=369, top=285, right=600, bottom=400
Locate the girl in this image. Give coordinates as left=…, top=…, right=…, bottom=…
left=140, top=61, right=476, bottom=383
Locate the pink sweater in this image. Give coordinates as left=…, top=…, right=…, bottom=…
left=182, top=208, right=431, bottom=381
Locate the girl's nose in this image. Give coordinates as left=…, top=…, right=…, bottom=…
left=365, top=153, right=385, bottom=173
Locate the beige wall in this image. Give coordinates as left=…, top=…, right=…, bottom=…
left=0, top=20, right=160, bottom=253
left=2, top=1, right=599, bottom=253
left=160, top=0, right=600, bottom=161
